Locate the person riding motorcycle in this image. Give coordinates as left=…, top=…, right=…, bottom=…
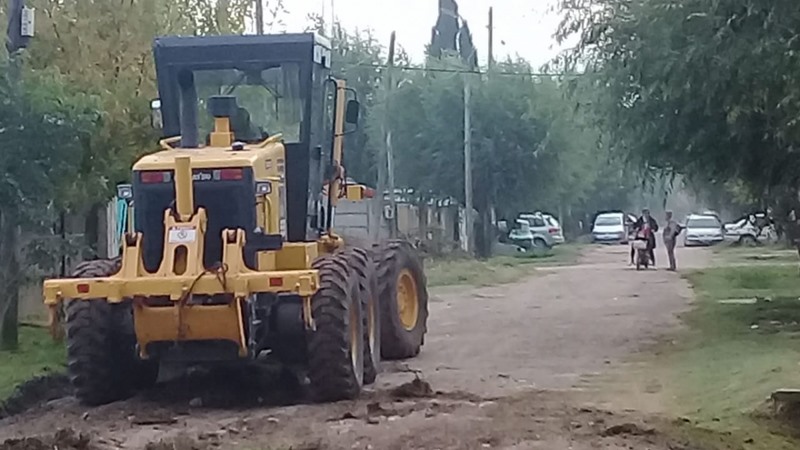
left=629, top=208, right=659, bottom=266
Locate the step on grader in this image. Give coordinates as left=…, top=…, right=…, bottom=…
left=43, top=33, right=429, bottom=405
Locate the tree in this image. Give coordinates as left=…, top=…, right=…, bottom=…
left=0, top=0, right=282, bottom=347
left=23, top=0, right=279, bottom=255
left=305, top=15, right=404, bottom=185
left=0, top=62, right=101, bottom=349
left=555, top=0, right=800, bottom=217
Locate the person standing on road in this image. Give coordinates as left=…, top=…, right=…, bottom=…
left=663, top=211, right=683, bottom=271
left=631, top=208, right=659, bottom=266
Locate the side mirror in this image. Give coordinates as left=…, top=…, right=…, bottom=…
left=345, top=99, right=360, bottom=124
left=150, top=99, right=163, bottom=129
left=117, top=184, right=133, bottom=200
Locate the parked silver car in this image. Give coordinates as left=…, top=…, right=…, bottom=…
left=541, top=213, right=566, bottom=244
left=518, top=212, right=564, bottom=246
left=508, top=219, right=553, bottom=252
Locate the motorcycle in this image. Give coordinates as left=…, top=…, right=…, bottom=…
left=632, top=226, right=653, bottom=270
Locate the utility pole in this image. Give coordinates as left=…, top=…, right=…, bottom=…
left=483, top=7, right=494, bottom=257
left=385, top=32, right=398, bottom=238
left=463, top=73, right=473, bottom=254
left=255, top=0, right=264, bottom=34
left=330, top=0, right=335, bottom=38
left=488, top=7, right=494, bottom=69
left=372, top=32, right=397, bottom=242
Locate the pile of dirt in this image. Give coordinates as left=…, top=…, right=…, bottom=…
left=0, top=373, right=70, bottom=419
left=1, top=429, right=93, bottom=450
left=390, top=377, right=434, bottom=398
left=601, top=422, right=656, bottom=437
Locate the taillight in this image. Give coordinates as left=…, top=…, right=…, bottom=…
left=218, top=168, right=243, bottom=180
left=140, top=171, right=169, bottom=184
left=548, top=227, right=559, bottom=234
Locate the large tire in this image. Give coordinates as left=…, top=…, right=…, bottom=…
left=55, top=258, right=120, bottom=333
left=307, top=254, right=364, bottom=402
left=374, top=240, right=429, bottom=360
left=340, top=247, right=381, bottom=385
left=65, top=259, right=158, bottom=406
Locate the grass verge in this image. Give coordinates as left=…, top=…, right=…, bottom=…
left=426, top=244, right=583, bottom=287
left=0, top=325, right=65, bottom=401
left=712, top=243, right=799, bottom=265
left=651, top=265, right=800, bottom=448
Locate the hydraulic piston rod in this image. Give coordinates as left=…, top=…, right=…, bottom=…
left=174, top=155, right=194, bottom=220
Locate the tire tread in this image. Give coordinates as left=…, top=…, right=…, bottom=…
left=308, top=254, right=364, bottom=402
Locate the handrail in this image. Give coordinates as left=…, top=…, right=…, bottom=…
left=255, top=133, right=283, bottom=148
left=159, top=136, right=182, bottom=150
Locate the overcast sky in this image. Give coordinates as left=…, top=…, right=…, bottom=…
left=275, top=0, right=564, bottom=69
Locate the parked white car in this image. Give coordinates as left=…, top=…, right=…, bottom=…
left=684, top=214, right=723, bottom=247
left=592, top=212, right=628, bottom=244
left=724, top=213, right=776, bottom=245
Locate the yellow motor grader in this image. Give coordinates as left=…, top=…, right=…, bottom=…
left=42, top=33, right=429, bottom=405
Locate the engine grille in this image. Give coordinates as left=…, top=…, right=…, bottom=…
left=132, top=168, right=257, bottom=272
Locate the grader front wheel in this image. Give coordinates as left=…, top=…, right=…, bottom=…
left=375, top=241, right=429, bottom=360
left=308, top=254, right=365, bottom=402
left=65, top=260, right=158, bottom=406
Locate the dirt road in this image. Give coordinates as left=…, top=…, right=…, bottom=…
left=0, top=244, right=713, bottom=450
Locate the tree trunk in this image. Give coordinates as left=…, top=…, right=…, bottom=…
left=418, top=198, right=428, bottom=241
left=60, top=211, right=67, bottom=277
left=479, top=205, right=494, bottom=259
left=84, top=203, right=102, bottom=259
left=0, top=209, right=20, bottom=351
left=487, top=205, right=495, bottom=258
left=1, top=287, right=19, bottom=351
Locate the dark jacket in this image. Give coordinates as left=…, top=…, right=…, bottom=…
left=633, top=216, right=659, bottom=247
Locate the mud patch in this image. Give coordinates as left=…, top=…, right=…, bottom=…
left=601, top=422, right=656, bottom=437
left=141, top=363, right=305, bottom=409
left=0, top=373, right=70, bottom=419
left=1, top=429, right=93, bottom=450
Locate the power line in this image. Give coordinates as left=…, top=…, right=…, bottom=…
left=351, top=63, right=582, bottom=78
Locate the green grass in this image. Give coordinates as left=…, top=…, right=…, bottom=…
left=713, top=243, right=799, bottom=265
left=529, top=243, right=585, bottom=267
left=686, top=265, right=800, bottom=300
left=0, top=326, right=65, bottom=400
left=649, top=265, right=800, bottom=448
left=425, top=244, right=583, bottom=287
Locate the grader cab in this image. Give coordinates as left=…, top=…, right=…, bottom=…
left=43, top=33, right=429, bottom=405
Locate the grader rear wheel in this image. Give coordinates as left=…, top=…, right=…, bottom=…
left=308, top=254, right=365, bottom=402
left=375, top=240, right=429, bottom=360
left=65, top=259, right=158, bottom=406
